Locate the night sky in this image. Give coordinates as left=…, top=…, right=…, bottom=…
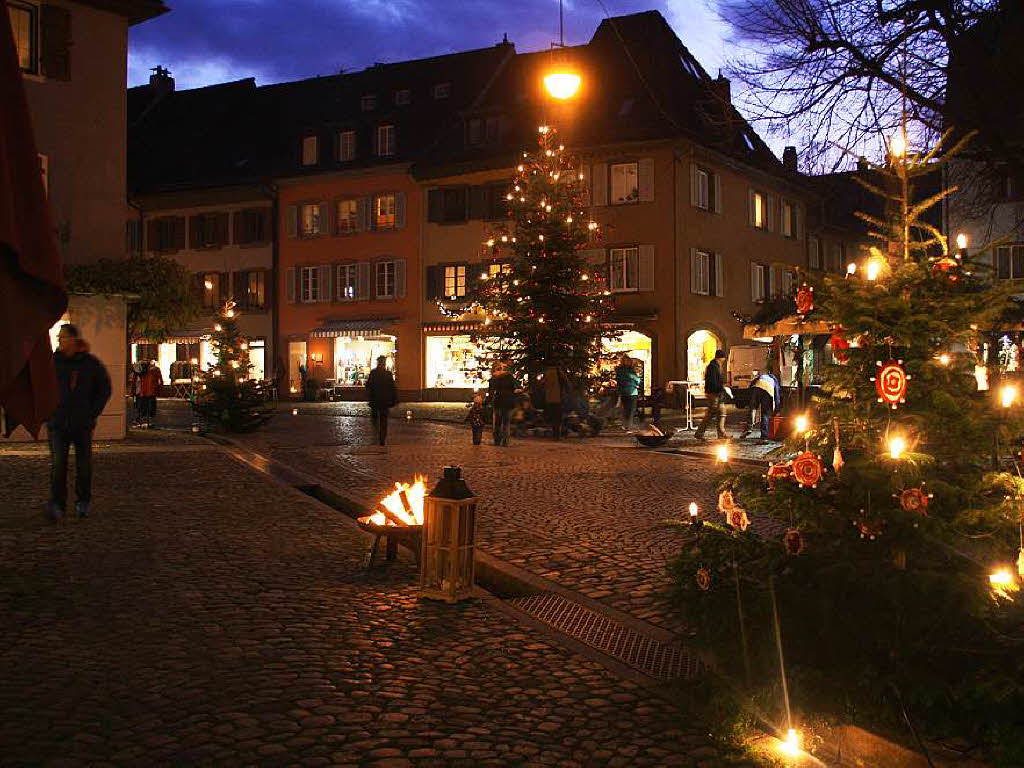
left=127, top=0, right=731, bottom=91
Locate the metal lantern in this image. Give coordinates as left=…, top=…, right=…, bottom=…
left=420, top=466, right=477, bottom=602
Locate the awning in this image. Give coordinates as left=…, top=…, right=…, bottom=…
left=423, top=321, right=484, bottom=333
left=742, top=315, right=832, bottom=340
left=312, top=319, right=396, bottom=338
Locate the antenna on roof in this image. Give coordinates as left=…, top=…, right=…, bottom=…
left=502, top=33, right=508, bottom=44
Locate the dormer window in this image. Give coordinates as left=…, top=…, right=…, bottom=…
left=468, top=116, right=501, bottom=146
left=301, top=135, right=318, bottom=166
left=361, top=94, right=377, bottom=111
left=337, top=130, right=356, bottom=162
left=433, top=82, right=451, bottom=100
left=376, top=124, right=395, bottom=157
left=394, top=89, right=411, bottom=105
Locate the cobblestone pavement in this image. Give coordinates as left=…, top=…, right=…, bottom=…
left=0, top=448, right=758, bottom=766
left=234, top=413, right=786, bottom=635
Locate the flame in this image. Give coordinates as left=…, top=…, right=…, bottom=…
left=366, top=477, right=427, bottom=526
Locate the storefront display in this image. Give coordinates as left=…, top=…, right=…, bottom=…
left=426, top=335, right=488, bottom=390
left=686, top=329, right=720, bottom=392
left=601, top=331, right=653, bottom=395
left=333, top=335, right=397, bottom=387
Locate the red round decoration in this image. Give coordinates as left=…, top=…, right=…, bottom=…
left=766, top=461, right=793, bottom=490
left=791, top=451, right=824, bottom=488
left=931, top=256, right=959, bottom=278
left=874, top=359, right=909, bottom=408
left=784, top=528, right=805, bottom=555
left=795, top=284, right=814, bottom=315
left=831, top=330, right=850, bottom=363
left=696, top=566, right=712, bottom=591
left=899, top=487, right=930, bottom=516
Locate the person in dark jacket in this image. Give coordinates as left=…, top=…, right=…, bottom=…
left=614, top=355, right=641, bottom=431
left=48, top=324, right=112, bottom=521
left=487, top=362, right=517, bottom=446
left=695, top=349, right=728, bottom=441
left=542, top=365, right=568, bottom=439
left=365, top=356, right=397, bottom=445
left=465, top=393, right=487, bottom=445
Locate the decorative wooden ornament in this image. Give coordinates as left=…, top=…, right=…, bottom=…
left=792, top=451, right=825, bottom=489
left=931, top=256, right=960, bottom=280
left=718, top=489, right=736, bottom=513
left=795, top=284, right=814, bottom=315
left=784, top=528, right=805, bottom=555
left=853, top=515, right=883, bottom=540
left=832, top=419, right=844, bottom=476
left=897, top=486, right=933, bottom=516
left=696, top=566, right=712, bottom=591
left=766, top=461, right=793, bottom=490
left=872, top=359, right=910, bottom=409
left=831, top=328, right=850, bottom=363
left=727, top=506, right=750, bottom=532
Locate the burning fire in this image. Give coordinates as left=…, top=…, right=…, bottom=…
left=365, top=477, right=427, bottom=526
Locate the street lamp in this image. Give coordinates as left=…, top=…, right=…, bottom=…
left=544, top=72, right=581, bottom=100
left=956, top=232, right=968, bottom=251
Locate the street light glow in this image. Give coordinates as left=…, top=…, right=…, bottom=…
left=1000, top=384, right=1018, bottom=408
left=889, top=436, right=906, bottom=460
left=795, top=415, right=809, bottom=434
left=544, top=72, right=581, bottom=100
left=866, top=258, right=881, bottom=281
left=891, top=131, right=906, bottom=157
left=956, top=232, right=968, bottom=250
left=715, top=444, right=730, bottom=463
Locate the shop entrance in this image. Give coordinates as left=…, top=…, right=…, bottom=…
left=333, top=336, right=397, bottom=387
left=288, top=340, right=307, bottom=394
left=686, top=329, right=721, bottom=393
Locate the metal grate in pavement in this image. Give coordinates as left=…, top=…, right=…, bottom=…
left=507, top=592, right=704, bottom=681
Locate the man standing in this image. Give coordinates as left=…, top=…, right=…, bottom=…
left=695, top=349, right=728, bottom=441
left=487, top=362, right=517, bottom=446
left=614, top=355, right=641, bottom=431
left=365, top=355, right=397, bottom=446
left=48, top=324, right=111, bottom=521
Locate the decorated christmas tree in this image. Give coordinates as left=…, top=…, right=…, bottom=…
left=670, top=130, right=1024, bottom=759
left=468, top=125, right=616, bottom=386
left=191, top=301, right=273, bottom=432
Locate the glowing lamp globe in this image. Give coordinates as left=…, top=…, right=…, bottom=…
left=1000, top=384, right=1018, bottom=408
left=715, top=444, right=730, bottom=463
left=846, top=262, right=857, bottom=276
left=891, top=131, right=906, bottom=157
left=956, top=232, right=968, bottom=250
left=866, top=258, right=881, bottom=281
left=795, top=415, right=809, bottom=434
left=544, top=72, right=581, bottom=100
left=889, top=436, right=906, bottom=460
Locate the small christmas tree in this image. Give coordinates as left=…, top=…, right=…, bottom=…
left=470, top=125, right=616, bottom=386
left=191, top=301, right=273, bottom=432
left=670, top=129, right=1024, bottom=758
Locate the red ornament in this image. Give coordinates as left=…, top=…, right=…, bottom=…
left=791, top=451, right=825, bottom=489
left=898, top=487, right=932, bottom=516
left=795, top=284, right=814, bottom=315
left=872, top=359, right=910, bottom=409
left=831, top=329, right=850, bottom=363
left=932, top=256, right=960, bottom=280
left=784, top=528, right=805, bottom=555
left=854, top=518, right=883, bottom=540
left=766, top=461, right=793, bottom=490
left=696, top=566, right=712, bottom=591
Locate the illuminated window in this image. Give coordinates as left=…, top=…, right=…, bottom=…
left=751, top=263, right=767, bottom=302
left=337, top=130, right=356, bottom=161
left=246, top=271, right=266, bottom=309
left=610, top=162, right=639, bottom=204
left=301, top=135, right=318, bottom=166
left=300, top=203, right=321, bottom=236
left=752, top=191, right=765, bottom=229
left=201, top=272, right=220, bottom=308
left=376, top=124, right=395, bottom=156
left=8, top=3, right=35, bottom=73
left=781, top=200, right=794, bottom=237
left=444, top=265, right=467, bottom=298
left=374, top=194, right=396, bottom=229
left=488, top=262, right=512, bottom=278
left=337, top=264, right=358, bottom=301
left=336, top=199, right=358, bottom=234
left=609, top=247, right=639, bottom=292
left=376, top=261, right=396, bottom=298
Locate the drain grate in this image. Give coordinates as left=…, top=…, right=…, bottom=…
left=508, top=593, right=704, bottom=681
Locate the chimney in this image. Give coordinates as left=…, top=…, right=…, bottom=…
left=713, top=73, right=731, bottom=104
left=783, top=146, right=798, bottom=171
left=149, top=65, right=174, bottom=95
left=857, top=156, right=869, bottom=172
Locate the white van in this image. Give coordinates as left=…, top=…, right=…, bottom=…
left=727, top=344, right=770, bottom=406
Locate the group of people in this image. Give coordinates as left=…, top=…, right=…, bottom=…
left=695, top=349, right=780, bottom=442
left=129, top=359, right=163, bottom=428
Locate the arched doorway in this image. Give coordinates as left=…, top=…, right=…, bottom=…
left=686, top=329, right=721, bottom=392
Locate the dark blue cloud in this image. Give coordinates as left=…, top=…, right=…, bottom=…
left=128, top=1, right=730, bottom=91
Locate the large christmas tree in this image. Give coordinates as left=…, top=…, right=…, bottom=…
left=191, top=301, right=273, bottom=432
left=671, top=130, right=1024, bottom=760
left=471, top=125, right=616, bottom=385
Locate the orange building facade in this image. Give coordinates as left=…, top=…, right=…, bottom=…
left=276, top=168, right=422, bottom=400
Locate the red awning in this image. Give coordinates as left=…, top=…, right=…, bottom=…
left=0, top=0, right=68, bottom=437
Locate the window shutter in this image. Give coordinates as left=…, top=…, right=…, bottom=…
left=579, top=165, right=591, bottom=206
left=690, top=248, right=699, bottom=294
left=371, top=126, right=378, bottom=156
left=767, top=196, right=776, bottom=232
left=233, top=212, right=244, bottom=245
left=232, top=271, right=245, bottom=307
left=425, top=265, right=441, bottom=300
left=469, top=185, right=488, bottom=220
left=770, top=265, right=782, bottom=297
left=690, top=163, right=698, bottom=206
left=638, top=245, right=654, bottom=291
left=40, top=5, right=72, bottom=81
left=592, top=162, right=608, bottom=206
left=259, top=209, right=271, bottom=243
left=316, top=264, right=330, bottom=302
left=357, top=261, right=371, bottom=300
left=218, top=272, right=229, bottom=306
left=358, top=198, right=371, bottom=232
left=188, top=216, right=201, bottom=249
left=173, top=217, right=186, bottom=250
left=714, top=253, right=724, bottom=297
left=638, top=158, right=655, bottom=202
left=286, top=205, right=298, bottom=238
left=748, top=189, right=756, bottom=226
left=286, top=268, right=296, bottom=303
left=191, top=273, right=204, bottom=302
left=713, top=173, right=722, bottom=213
left=396, top=259, right=407, bottom=298
left=146, top=220, right=158, bottom=252
left=794, top=206, right=803, bottom=239
left=427, top=189, right=444, bottom=222
left=396, top=192, right=407, bottom=229
left=318, top=202, right=329, bottom=236
left=326, top=199, right=338, bottom=236
left=216, top=213, right=229, bottom=247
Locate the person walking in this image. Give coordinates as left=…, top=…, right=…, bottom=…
left=695, top=349, right=728, bottom=441
left=614, top=355, right=641, bottom=431
left=47, top=324, right=112, bottom=521
left=487, top=362, right=517, bottom=446
left=465, top=393, right=486, bottom=445
left=365, top=356, right=397, bottom=445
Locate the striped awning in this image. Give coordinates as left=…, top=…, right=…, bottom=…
left=312, top=319, right=395, bottom=338
left=423, top=321, right=484, bottom=333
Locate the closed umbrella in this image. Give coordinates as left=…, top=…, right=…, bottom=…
left=0, top=0, right=68, bottom=437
